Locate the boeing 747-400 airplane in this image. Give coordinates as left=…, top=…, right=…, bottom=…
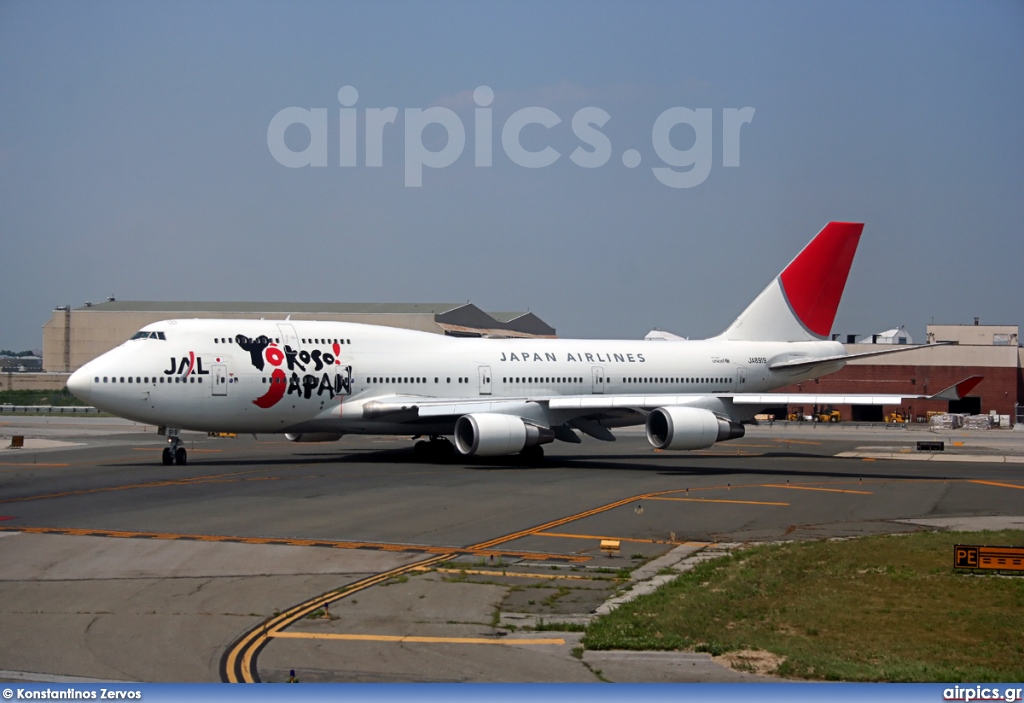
left=67, top=222, right=978, bottom=465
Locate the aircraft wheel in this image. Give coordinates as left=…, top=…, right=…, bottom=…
left=518, top=445, right=545, bottom=465
left=434, top=439, right=455, bottom=461
left=162, top=447, right=173, bottom=466
left=174, top=447, right=188, bottom=465
left=414, top=439, right=455, bottom=462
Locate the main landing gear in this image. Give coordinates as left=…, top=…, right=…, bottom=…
left=161, top=434, right=187, bottom=465
left=518, top=445, right=545, bottom=465
left=412, top=435, right=455, bottom=462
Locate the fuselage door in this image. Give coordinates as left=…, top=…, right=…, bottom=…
left=735, top=367, right=747, bottom=392
left=478, top=365, right=492, bottom=395
left=277, top=324, right=300, bottom=352
left=212, top=364, right=228, bottom=396
left=591, top=366, right=605, bottom=394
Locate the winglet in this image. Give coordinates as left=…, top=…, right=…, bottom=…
left=929, top=376, right=984, bottom=401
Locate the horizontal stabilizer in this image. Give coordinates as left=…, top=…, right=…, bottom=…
left=768, top=342, right=955, bottom=371
left=929, top=376, right=983, bottom=401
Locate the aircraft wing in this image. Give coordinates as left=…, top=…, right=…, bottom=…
left=359, top=376, right=982, bottom=422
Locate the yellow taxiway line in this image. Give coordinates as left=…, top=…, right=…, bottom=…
left=969, top=479, right=1024, bottom=490
left=270, top=631, right=564, bottom=646
left=534, top=531, right=692, bottom=545
left=415, top=566, right=599, bottom=580
left=761, top=483, right=873, bottom=495
left=647, top=496, right=790, bottom=506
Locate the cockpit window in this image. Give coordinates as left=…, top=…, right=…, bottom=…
left=130, top=331, right=167, bottom=340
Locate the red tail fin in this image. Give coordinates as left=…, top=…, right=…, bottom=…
left=718, top=222, right=863, bottom=342
left=779, top=222, right=863, bottom=337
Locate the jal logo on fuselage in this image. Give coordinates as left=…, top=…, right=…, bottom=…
left=164, top=352, right=208, bottom=377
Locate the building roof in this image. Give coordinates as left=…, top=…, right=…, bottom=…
left=73, top=301, right=469, bottom=315
left=69, top=300, right=556, bottom=337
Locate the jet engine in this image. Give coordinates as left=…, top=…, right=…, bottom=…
left=285, top=432, right=344, bottom=443
left=645, top=406, right=745, bottom=450
left=453, top=413, right=555, bottom=457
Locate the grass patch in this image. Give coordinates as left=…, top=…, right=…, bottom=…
left=582, top=530, right=1024, bottom=681
left=0, top=388, right=80, bottom=406
left=532, top=619, right=588, bottom=632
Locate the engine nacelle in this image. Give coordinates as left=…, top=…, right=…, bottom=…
left=454, top=413, right=555, bottom=457
left=285, top=432, right=344, bottom=443
left=645, top=406, right=745, bottom=450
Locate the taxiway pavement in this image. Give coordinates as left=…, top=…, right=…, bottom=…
left=1, top=418, right=1022, bottom=682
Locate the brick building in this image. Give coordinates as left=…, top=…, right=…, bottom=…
left=779, top=324, right=1022, bottom=423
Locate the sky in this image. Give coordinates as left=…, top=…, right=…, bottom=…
left=1, top=0, right=1022, bottom=350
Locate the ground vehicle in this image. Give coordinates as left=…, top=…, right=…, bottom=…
left=814, top=405, right=840, bottom=422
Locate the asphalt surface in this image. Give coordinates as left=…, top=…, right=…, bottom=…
left=1, top=416, right=1022, bottom=682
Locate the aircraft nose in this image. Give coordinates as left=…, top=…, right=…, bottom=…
left=67, top=367, right=92, bottom=405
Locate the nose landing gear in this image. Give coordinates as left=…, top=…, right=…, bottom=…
left=161, top=431, right=187, bottom=465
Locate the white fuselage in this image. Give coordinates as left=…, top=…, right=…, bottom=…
left=69, top=318, right=845, bottom=435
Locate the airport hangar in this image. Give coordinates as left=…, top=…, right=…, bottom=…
left=15, top=302, right=1024, bottom=425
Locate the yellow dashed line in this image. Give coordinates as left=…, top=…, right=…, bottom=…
left=0, top=525, right=587, bottom=562
left=0, top=469, right=269, bottom=504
